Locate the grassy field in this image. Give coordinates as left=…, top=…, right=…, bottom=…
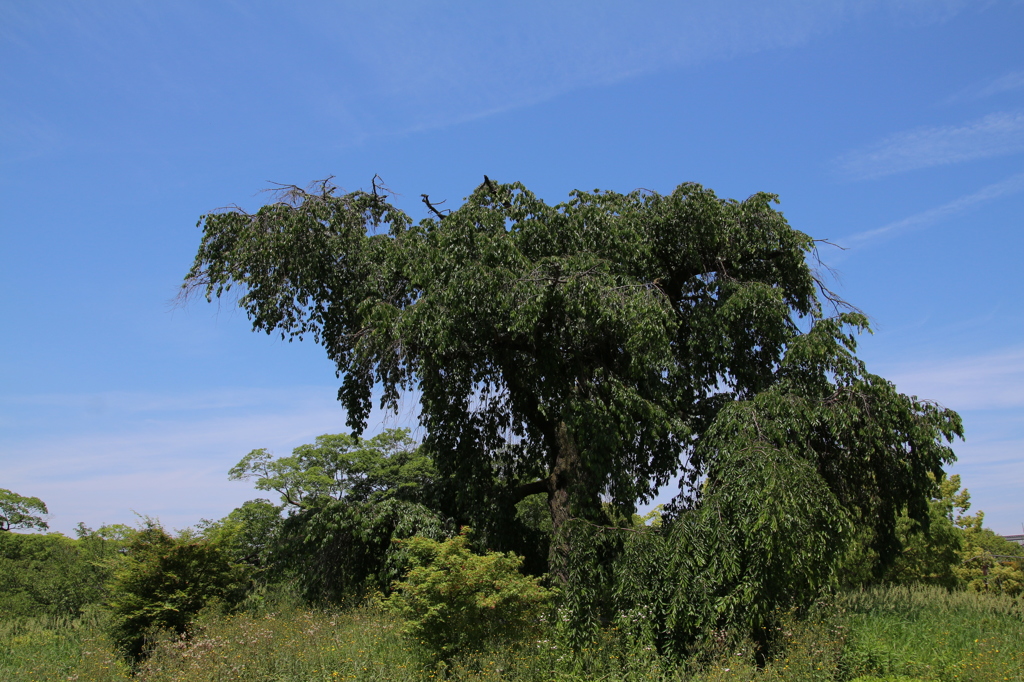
left=836, top=586, right=1024, bottom=681
left=1, top=585, right=1021, bottom=682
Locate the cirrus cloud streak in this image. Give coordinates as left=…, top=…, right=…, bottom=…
left=838, top=112, right=1024, bottom=180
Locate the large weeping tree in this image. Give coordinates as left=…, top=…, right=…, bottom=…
left=183, top=177, right=961, bottom=585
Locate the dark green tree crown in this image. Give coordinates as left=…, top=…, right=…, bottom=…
left=186, top=180, right=828, bottom=510
left=185, top=178, right=960, bottom=575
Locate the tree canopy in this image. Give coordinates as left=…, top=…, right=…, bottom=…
left=0, top=489, right=49, bottom=532
left=184, top=177, right=962, bottom=588
left=226, top=428, right=450, bottom=602
left=229, top=428, right=434, bottom=509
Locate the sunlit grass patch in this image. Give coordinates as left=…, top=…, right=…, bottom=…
left=2, top=583, right=1022, bottom=682
left=837, top=585, right=1024, bottom=682
left=0, top=609, right=128, bottom=681
left=135, top=605, right=423, bottom=682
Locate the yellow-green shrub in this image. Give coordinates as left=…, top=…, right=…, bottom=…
left=384, top=529, right=556, bottom=657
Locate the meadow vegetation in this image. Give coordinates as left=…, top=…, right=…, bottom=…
left=1, top=583, right=1022, bottom=681
left=2, top=467, right=1022, bottom=681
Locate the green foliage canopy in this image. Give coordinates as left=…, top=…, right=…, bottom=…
left=184, top=179, right=829, bottom=537
left=185, top=178, right=960, bottom=565
left=842, top=474, right=970, bottom=590
left=198, top=498, right=283, bottom=571
left=955, top=508, right=1024, bottom=597
left=229, top=428, right=434, bottom=509
left=107, top=520, right=247, bottom=662
left=227, top=429, right=450, bottom=601
left=0, top=489, right=49, bottom=532
left=275, top=497, right=451, bottom=603
left=0, top=528, right=123, bottom=619
left=384, top=529, right=556, bottom=657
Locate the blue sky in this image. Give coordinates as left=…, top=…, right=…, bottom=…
left=2, top=0, right=1022, bottom=535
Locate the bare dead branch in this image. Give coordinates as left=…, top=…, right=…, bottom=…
left=371, top=174, right=391, bottom=201
left=813, top=238, right=848, bottom=251
left=421, top=194, right=449, bottom=220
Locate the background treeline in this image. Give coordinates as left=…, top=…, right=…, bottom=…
left=2, top=429, right=1022, bottom=681
left=0, top=523, right=130, bottom=619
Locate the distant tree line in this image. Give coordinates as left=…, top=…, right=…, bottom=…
left=3, top=438, right=1021, bottom=663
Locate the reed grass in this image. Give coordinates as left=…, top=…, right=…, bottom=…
left=836, top=585, right=1024, bottom=682
left=0, top=608, right=128, bottom=681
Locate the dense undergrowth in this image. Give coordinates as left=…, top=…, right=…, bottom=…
left=2, top=584, right=1021, bottom=682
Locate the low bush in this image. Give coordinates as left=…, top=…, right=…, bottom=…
left=106, top=521, right=248, bottom=662
left=384, top=529, right=557, bottom=658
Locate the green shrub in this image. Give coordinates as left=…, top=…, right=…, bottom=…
left=0, top=529, right=121, bottom=619
left=384, top=529, right=556, bottom=658
left=106, top=521, right=247, bottom=662
left=276, top=497, right=452, bottom=604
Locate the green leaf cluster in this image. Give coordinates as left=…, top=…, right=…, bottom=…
left=221, top=428, right=452, bottom=601
left=384, top=529, right=556, bottom=658
left=274, top=497, right=451, bottom=603
left=228, top=428, right=436, bottom=509
left=184, top=181, right=823, bottom=528
left=0, top=527, right=124, bottom=619
left=955, top=509, right=1024, bottom=597
left=197, top=498, right=283, bottom=573
left=0, top=489, right=49, bottom=532
left=106, top=520, right=248, bottom=662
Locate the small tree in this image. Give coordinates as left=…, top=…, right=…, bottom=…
left=199, top=499, right=283, bottom=571
left=955, top=509, right=1024, bottom=597
left=385, top=529, right=556, bottom=658
left=276, top=497, right=451, bottom=603
left=226, top=430, right=449, bottom=601
left=0, top=489, right=49, bottom=532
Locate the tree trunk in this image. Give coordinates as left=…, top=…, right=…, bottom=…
left=547, top=421, right=579, bottom=583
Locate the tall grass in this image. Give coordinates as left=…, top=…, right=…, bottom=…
left=836, top=585, right=1024, bottom=682
left=2, top=584, right=1021, bottom=681
left=0, top=607, right=128, bottom=681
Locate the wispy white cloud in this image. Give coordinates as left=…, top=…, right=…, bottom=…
left=1, top=386, right=422, bottom=536
left=886, top=346, right=1024, bottom=411
left=946, top=70, right=1024, bottom=103
left=2, top=399, right=337, bottom=534
left=976, top=71, right=1024, bottom=98
left=946, top=436, right=1024, bottom=534
left=837, top=112, right=1024, bottom=180
left=0, top=0, right=985, bottom=149
left=293, top=0, right=981, bottom=139
left=882, top=346, right=1024, bottom=532
left=841, top=170, right=1024, bottom=246
left=0, top=387, right=330, bottom=416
